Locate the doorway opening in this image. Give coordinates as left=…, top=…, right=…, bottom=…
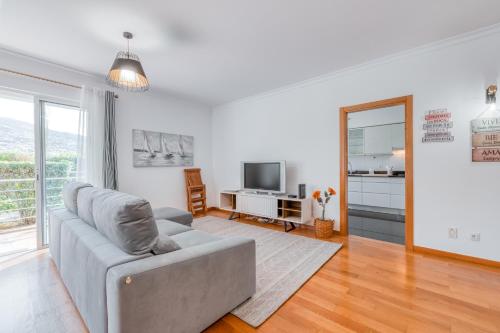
left=339, top=96, right=413, bottom=249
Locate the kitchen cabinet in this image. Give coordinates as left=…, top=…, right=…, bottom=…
left=348, top=128, right=364, bottom=155
left=348, top=191, right=363, bottom=205
left=348, top=122, right=405, bottom=156
left=348, top=176, right=405, bottom=210
left=364, top=126, right=392, bottom=155
left=362, top=181, right=390, bottom=194
left=363, top=192, right=390, bottom=207
left=389, top=182, right=405, bottom=195
left=390, top=123, right=405, bottom=150
left=348, top=179, right=362, bottom=192
left=390, top=194, right=405, bottom=209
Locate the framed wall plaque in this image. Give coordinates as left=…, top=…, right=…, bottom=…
left=471, top=132, right=500, bottom=147
left=472, top=147, right=500, bottom=162
left=422, top=108, right=454, bottom=143
left=471, top=116, right=500, bottom=162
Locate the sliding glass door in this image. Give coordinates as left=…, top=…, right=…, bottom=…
left=38, top=100, right=82, bottom=246
left=0, top=91, right=37, bottom=259
left=0, top=89, right=81, bottom=258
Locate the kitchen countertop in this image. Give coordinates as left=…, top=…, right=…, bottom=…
left=348, top=172, right=405, bottom=178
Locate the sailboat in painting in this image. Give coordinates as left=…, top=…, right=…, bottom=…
left=177, top=136, right=185, bottom=157
left=133, top=129, right=193, bottom=167
left=160, top=134, right=174, bottom=159
left=143, top=132, right=156, bottom=158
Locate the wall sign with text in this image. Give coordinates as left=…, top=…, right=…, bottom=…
left=422, top=109, right=454, bottom=143
left=471, top=117, right=500, bottom=162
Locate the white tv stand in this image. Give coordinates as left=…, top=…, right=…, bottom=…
left=219, top=191, right=312, bottom=232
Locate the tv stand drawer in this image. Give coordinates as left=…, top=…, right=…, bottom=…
left=239, top=195, right=277, bottom=218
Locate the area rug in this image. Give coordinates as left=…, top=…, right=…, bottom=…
left=192, top=216, right=342, bottom=327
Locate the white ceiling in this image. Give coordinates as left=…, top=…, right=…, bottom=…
left=2, top=0, right=500, bottom=105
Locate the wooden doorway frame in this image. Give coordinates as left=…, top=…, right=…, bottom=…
left=339, top=96, right=414, bottom=250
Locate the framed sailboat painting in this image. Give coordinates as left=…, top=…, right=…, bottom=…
left=132, top=129, right=194, bottom=167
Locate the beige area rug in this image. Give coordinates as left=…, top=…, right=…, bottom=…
left=192, top=216, right=342, bottom=327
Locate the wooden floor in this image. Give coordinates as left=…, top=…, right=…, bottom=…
left=1, top=211, right=500, bottom=333
left=0, top=225, right=37, bottom=264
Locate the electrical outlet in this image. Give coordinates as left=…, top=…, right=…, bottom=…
left=471, top=233, right=481, bottom=242
left=448, top=227, right=458, bottom=239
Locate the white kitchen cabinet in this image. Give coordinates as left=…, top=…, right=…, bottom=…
left=363, top=125, right=392, bottom=155
left=363, top=193, right=391, bottom=207
left=362, top=181, right=390, bottom=194
left=389, top=182, right=405, bottom=195
left=348, top=191, right=363, bottom=205
left=348, top=176, right=405, bottom=209
left=390, top=123, right=405, bottom=150
left=348, top=128, right=364, bottom=155
left=390, top=194, right=405, bottom=209
left=362, top=176, right=389, bottom=183
left=348, top=122, right=404, bottom=156
left=348, top=179, right=362, bottom=192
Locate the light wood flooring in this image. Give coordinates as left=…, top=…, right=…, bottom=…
left=1, top=211, right=500, bottom=333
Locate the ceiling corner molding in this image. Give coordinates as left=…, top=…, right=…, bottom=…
left=0, top=46, right=103, bottom=80
left=216, top=22, right=500, bottom=110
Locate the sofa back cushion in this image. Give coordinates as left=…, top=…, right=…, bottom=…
left=77, top=187, right=113, bottom=228
left=92, top=191, right=178, bottom=255
left=63, top=182, right=92, bottom=214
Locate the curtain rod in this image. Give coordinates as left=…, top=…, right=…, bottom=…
left=0, top=67, right=118, bottom=98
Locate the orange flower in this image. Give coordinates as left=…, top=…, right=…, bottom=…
left=312, top=190, right=321, bottom=200
left=327, top=187, right=336, bottom=196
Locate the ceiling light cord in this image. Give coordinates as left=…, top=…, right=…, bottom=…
left=123, top=31, right=133, bottom=60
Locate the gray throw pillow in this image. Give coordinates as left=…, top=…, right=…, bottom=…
left=152, top=234, right=181, bottom=254
left=63, top=182, right=92, bottom=214
left=77, top=187, right=113, bottom=228
left=92, top=191, right=179, bottom=255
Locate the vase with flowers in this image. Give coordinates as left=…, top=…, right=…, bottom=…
left=312, top=187, right=336, bottom=238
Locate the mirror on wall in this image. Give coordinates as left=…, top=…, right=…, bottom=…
left=347, top=105, right=406, bottom=244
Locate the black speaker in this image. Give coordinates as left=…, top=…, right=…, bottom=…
left=298, top=184, right=306, bottom=199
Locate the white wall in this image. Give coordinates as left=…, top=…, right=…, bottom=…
left=116, top=93, right=214, bottom=209
left=0, top=49, right=214, bottom=211
left=212, top=28, right=500, bottom=261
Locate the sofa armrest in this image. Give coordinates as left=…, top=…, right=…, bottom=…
left=106, top=237, right=256, bottom=333
left=152, top=206, right=193, bottom=226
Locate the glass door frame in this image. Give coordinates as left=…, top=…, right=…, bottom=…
left=34, top=95, right=80, bottom=249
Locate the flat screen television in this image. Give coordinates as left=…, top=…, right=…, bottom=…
left=241, top=161, right=286, bottom=193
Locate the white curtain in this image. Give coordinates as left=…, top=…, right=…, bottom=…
left=77, top=86, right=105, bottom=188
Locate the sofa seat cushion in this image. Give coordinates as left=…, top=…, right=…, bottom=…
left=63, top=181, right=92, bottom=214
left=153, top=207, right=193, bottom=226
left=171, top=230, right=222, bottom=249
left=156, top=219, right=192, bottom=236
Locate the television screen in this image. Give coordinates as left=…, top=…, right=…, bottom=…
left=243, top=162, right=281, bottom=191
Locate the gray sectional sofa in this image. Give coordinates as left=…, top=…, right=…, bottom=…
left=49, top=182, right=256, bottom=333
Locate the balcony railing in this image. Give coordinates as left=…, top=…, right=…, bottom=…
left=0, top=176, right=76, bottom=230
